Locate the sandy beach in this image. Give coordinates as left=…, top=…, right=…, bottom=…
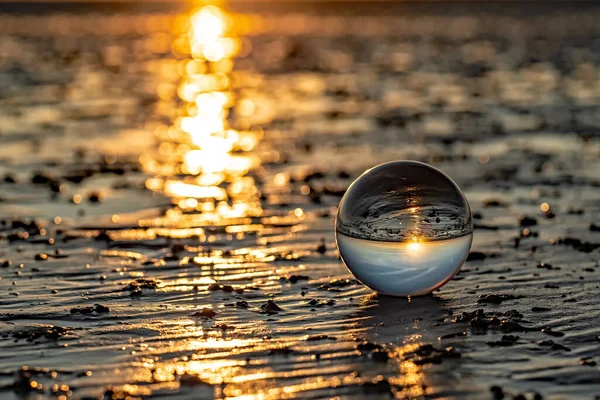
left=0, top=2, right=599, bottom=399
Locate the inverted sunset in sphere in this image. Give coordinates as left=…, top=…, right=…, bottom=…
left=335, top=161, right=473, bottom=297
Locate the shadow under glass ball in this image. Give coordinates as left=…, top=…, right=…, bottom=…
left=335, top=161, right=473, bottom=297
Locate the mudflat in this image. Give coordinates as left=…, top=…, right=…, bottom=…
left=0, top=2, right=599, bottom=399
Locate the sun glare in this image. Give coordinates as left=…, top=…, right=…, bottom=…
left=407, top=236, right=423, bottom=253
left=141, top=5, right=262, bottom=232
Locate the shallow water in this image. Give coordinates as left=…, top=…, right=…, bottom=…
left=0, top=2, right=599, bottom=400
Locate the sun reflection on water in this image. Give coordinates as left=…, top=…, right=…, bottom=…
left=128, top=5, right=448, bottom=399
left=132, top=6, right=282, bottom=394
left=141, top=5, right=262, bottom=232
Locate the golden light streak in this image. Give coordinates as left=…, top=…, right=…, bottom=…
left=406, top=235, right=423, bottom=253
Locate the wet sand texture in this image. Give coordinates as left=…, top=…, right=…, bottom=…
left=1, top=3, right=600, bottom=399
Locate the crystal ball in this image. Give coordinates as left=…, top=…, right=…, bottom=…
left=335, top=161, right=473, bottom=297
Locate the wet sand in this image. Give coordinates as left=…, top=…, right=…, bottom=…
left=0, top=2, right=600, bottom=399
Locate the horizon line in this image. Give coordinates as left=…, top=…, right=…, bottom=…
left=0, top=0, right=598, bottom=3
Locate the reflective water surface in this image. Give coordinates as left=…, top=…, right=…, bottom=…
left=0, top=2, right=600, bottom=400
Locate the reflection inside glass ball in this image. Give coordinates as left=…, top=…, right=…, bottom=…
left=335, top=161, right=473, bottom=297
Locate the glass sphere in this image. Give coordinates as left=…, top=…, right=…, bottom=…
left=335, top=161, right=473, bottom=297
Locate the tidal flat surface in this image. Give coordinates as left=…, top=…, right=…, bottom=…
left=0, top=2, right=599, bottom=399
